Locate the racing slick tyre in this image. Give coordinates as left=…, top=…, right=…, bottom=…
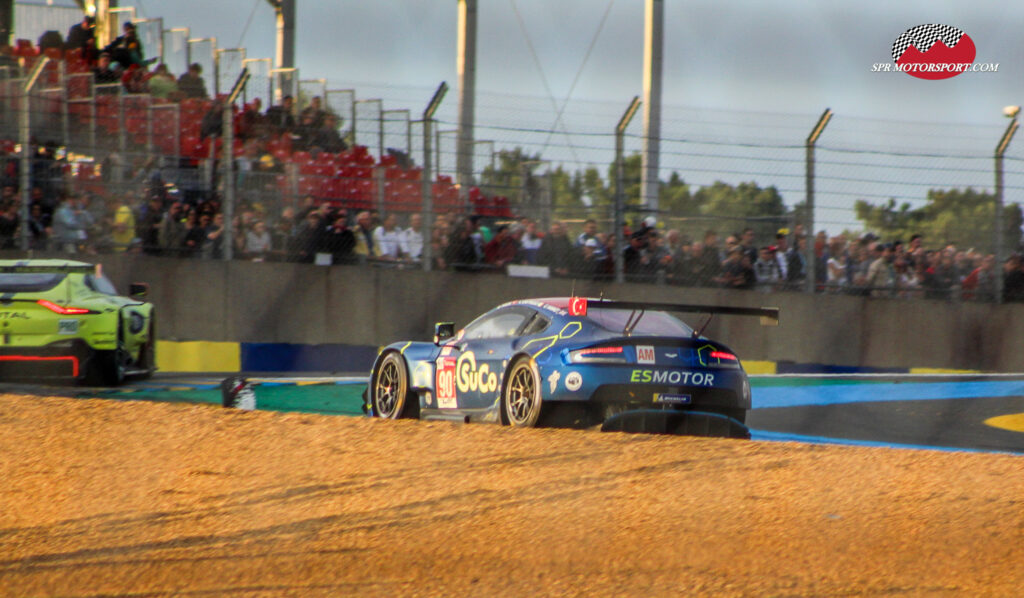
left=371, top=351, right=417, bottom=419
left=85, top=315, right=127, bottom=386
left=501, top=357, right=543, bottom=427
left=85, top=349, right=125, bottom=386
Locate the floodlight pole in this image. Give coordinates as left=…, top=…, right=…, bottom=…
left=421, top=81, right=448, bottom=272
left=19, top=56, right=50, bottom=251
left=615, top=96, right=642, bottom=284
left=268, top=0, right=295, bottom=70
left=804, top=107, right=832, bottom=294
left=994, top=115, right=1018, bottom=303
left=456, top=0, right=477, bottom=192
left=640, top=0, right=663, bottom=212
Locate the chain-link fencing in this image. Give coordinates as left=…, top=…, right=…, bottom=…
left=1, top=47, right=1023, bottom=301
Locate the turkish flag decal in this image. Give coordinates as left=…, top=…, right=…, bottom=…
left=569, top=297, right=587, bottom=317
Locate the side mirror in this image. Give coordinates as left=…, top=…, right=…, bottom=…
left=434, top=322, right=455, bottom=345
left=129, top=282, right=148, bottom=298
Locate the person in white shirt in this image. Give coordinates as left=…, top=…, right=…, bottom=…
left=826, top=239, right=849, bottom=292
left=753, top=246, right=781, bottom=292
left=519, top=218, right=543, bottom=264
left=373, top=213, right=403, bottom=260
left=575, top=218, right=598, bottom=247
left=244, top=220, right=272, bottom=260
left=401, top=213, right=423, bottom=262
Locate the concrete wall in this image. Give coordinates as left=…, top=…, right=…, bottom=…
left=63, top=253, right=1024, bottom=372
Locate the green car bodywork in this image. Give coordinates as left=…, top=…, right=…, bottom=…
left=0, top=259, right=155, bottom=385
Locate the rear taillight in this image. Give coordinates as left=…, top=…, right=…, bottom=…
left=700, top=347, right=740, bottom=368
left=37, top=299, right=91, bottom=315
left=568, top=346, right=627, bottom=364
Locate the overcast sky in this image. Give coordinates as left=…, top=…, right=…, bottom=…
left=105, top=0, right=1021, bottom=125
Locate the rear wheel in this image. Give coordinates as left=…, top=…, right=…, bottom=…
left=502, top=358, right=542, bottom=427
left=372, top=352, right=416, bottom=419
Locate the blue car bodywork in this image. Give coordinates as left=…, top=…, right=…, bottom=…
left=365, top=297, right=778, bottom=437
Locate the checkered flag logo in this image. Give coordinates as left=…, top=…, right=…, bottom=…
left=892, top=24, right=966, bottom=62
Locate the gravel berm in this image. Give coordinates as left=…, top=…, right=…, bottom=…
left=1, top=393, right=1022, bottom=597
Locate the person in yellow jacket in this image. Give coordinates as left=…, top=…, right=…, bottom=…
left=110, top=197, right=136, bottom=252
left=352, top=211, right=379, bottom=258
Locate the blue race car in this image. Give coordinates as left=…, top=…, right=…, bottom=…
left=365, top=298, right=778, bottom=438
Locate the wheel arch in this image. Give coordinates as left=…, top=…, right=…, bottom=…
left=369, top=348, right=419, bottom=419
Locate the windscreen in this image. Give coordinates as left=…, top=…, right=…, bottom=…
left=586, top=308, right=694, bottom=337
left=0, top=273, right=67, bottom=293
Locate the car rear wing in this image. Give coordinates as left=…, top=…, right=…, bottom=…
left=0, top=264, right=96, bottom=274
left=573, top=298, right=779, bottom=327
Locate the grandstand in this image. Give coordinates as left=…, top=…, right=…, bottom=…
left=0, top=5, right=513, bottom=223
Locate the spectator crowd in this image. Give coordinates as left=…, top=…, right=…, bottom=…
left=5, top=149, right=1024, bottom=304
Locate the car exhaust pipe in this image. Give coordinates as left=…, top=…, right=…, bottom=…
left=601, top=409, right=750, bottom=439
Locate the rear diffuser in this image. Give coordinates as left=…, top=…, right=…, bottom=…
left=601, top=409, right=750, bottom=439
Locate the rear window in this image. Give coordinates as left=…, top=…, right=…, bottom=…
left=0, top=273, right=66, bottom=293
left=85, top=274, right=118, bottom=296
left=586, top=308, right=694, bottom=337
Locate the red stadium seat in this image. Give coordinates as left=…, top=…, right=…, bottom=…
left=15, top=39, right=37, bottom=57
left=298, top=175, right=318, bottom=197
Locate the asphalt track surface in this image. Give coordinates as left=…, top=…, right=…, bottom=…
left=747, top=375, right=1024, bottom=454
left=5, top=372, right=1024, bottom=455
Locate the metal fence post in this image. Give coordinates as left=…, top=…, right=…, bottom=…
left=615, top=97, right=641, bottom=284
left=58, top=62, right=69, bottom=151
left=805, top=108, right=832, bottom=294
left=223, top=68, right=250, bottom=261
left=421, top=118, right=434, bottom=271
left=222, top=98, right=234, bottom=260
left=421, top=82, right=448, bottom=272
left=375, top=166, right=385, bottom=214
left=116, top=88, right=125, bottom=185
left=994, top=114, right=1018, bottom=303
left=19, top=57, right=50, bottom=251
left=87, top=78, right=97, bottom=157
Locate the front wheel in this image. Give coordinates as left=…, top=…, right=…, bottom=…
left=371, top=352, right=416, bottom=419
left=501, top=358, right=543, bottom=427
left=135, top=318, right=157, bottom=380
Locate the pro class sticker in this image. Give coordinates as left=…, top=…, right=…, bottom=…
left=58, top=319, right=79, bottom=334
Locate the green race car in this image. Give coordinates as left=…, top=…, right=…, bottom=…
left=0, top=259, right=156, bottom=385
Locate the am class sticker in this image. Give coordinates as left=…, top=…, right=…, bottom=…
left=565, top=371, right=582, bottom=392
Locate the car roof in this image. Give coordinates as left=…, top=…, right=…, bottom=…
left=496, top=297, right=571, bottom=313
left=498, top=297, right=621, bottom=312
left=0, top=259, right=94, bottom=269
